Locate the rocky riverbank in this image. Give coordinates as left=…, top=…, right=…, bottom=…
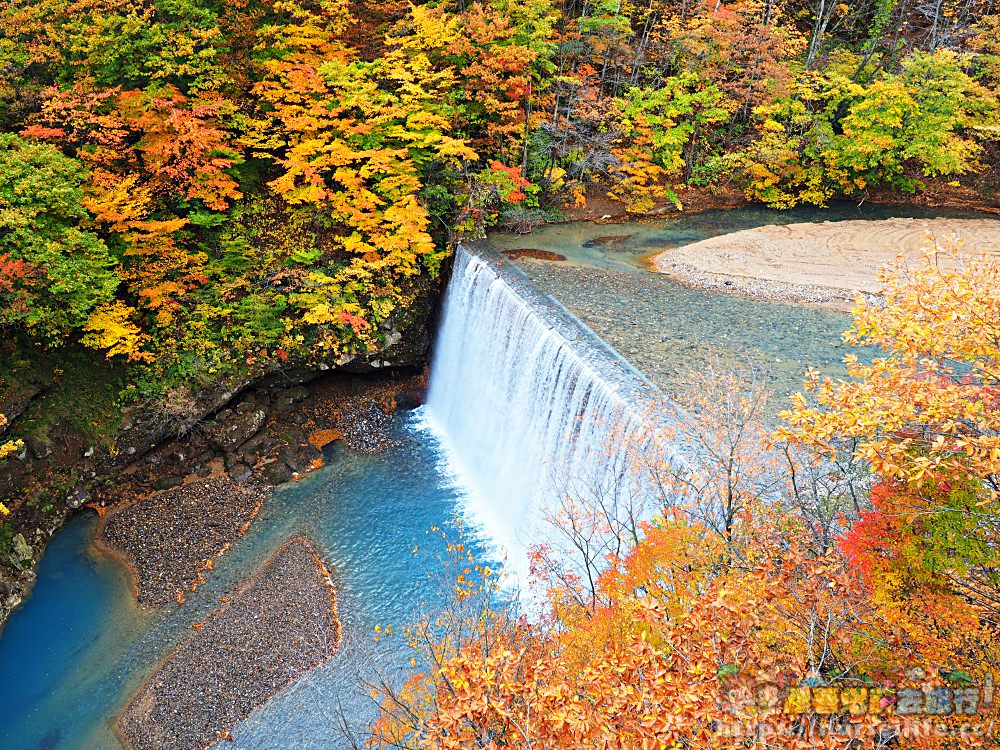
left=93, top=370, right=425, bottom=610
left=0, top=364, right=427, bottom=630
left=116, top=537, right=341, bottom=750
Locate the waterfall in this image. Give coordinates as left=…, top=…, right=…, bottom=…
left=423, top=243, right=668, bottom=575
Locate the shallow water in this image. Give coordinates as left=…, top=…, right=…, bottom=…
left=490, top=201, right=995, bottom=274
left=0, top=416, right=488, bottom=750
left=515, top=260, right=858, bottom=413
left=486, top=203, right=976, bottom=407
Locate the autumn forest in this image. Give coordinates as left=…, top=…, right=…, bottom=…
left=2, top=0, right=1000, bottom=747
left=0, top=0, right=996, bottom=380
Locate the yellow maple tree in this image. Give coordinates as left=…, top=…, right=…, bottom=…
left=778, top=248, right=1000, bottom=486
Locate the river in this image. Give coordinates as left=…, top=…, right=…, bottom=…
left=3, top=204, right=984, bottom=749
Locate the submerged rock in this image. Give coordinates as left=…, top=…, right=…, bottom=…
left=501, top=248, right=567, bottom=262
left=115, top=537, right=341, bottom=750
left=582, top=234, right=631, bottom=248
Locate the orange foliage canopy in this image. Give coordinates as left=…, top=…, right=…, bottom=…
left=373, top=511, right=998, bottom=749
left=372, top=252, right=1000, bottom=750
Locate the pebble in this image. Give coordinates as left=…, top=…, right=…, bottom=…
left=97, top=479, right=266, bottom=608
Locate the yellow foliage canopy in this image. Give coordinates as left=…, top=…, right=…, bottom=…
left=779, top=249, right=1000, bottom=486
left=82, top=300, right=155, bottom=363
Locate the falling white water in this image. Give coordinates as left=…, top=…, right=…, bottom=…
left=423, top=245, right=666, bottom=578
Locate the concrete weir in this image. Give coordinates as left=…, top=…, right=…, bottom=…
left=422, top=241, right=678, bottom=573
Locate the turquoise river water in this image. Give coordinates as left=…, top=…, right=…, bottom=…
left=0, top=417, right=488, bottom=750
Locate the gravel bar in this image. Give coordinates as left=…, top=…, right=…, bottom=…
left=116, top=537, right=342, bottom=750
left=96, top=478, right=266, bottom=608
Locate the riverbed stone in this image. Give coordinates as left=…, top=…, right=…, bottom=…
left=501, top=248, right=567, bottom=262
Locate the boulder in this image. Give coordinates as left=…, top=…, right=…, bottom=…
left=235, top=400, right=258, bottom=416
left=262, top=460, right=294, bottom=486
left=209, top=409, right=267, bottom=453
left=286, top=385, right=310, bottom=402
left=27, top=435, right=53, bottom=460
left=66, top=486, right=91, bottom=510
left=396, top=387, right=427, bottom=410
